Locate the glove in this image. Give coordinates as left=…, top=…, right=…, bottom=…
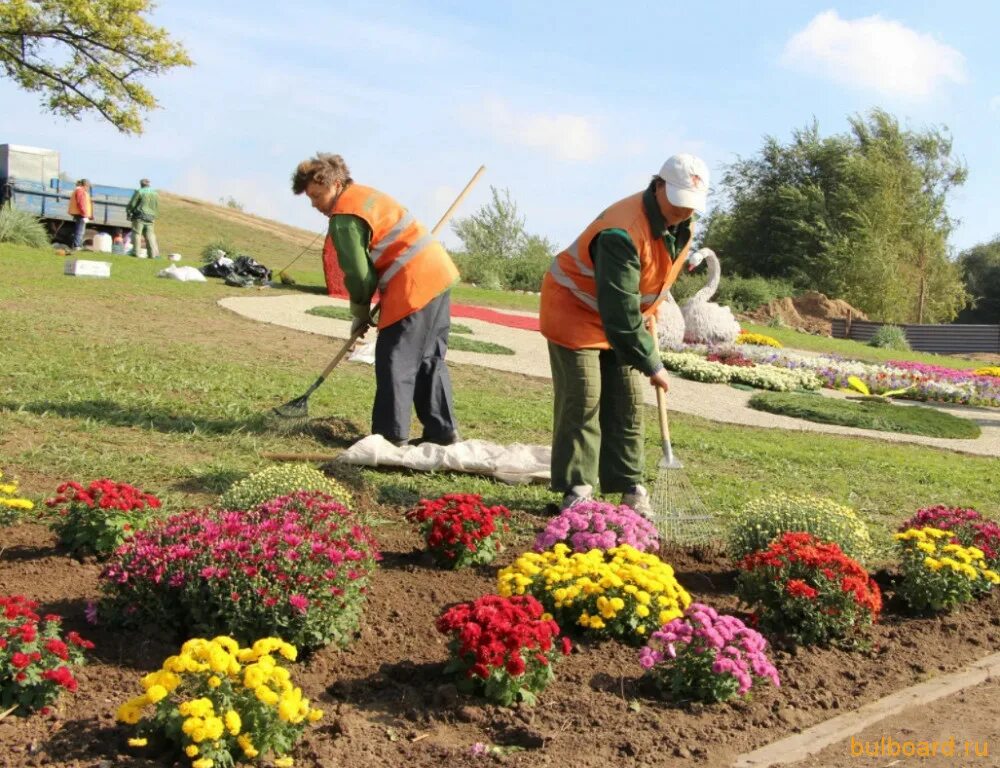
left=350, top=315, right=370, bottom=337
left=349, top=302, right=375, bottom=337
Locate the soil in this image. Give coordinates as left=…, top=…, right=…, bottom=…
left=2, top=512, right=999, bottom=768
left=742, top=291, right=868, bottom=336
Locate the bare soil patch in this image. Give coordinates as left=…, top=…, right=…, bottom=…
left=742, top=291, right=868, bottom=336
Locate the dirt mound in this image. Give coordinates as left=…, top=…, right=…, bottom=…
left=743, top=291, right=868, bottom=335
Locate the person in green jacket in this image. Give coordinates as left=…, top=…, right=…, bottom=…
left=126, top=178, right=160, bottom=258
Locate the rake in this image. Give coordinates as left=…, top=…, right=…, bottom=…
left=271, top=164, right=487, bottom=420
left=648, top=321, right=722, bottom=551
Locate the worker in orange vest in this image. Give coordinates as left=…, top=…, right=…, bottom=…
left=539, top=154, right=710, bottom=517
left=67, top=179, right=93, bottom=250
left=292, top=153, right=461, bottom=447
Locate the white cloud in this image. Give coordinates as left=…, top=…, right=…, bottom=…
left=782, top=11, right=966, bottom=100
left=464, top=96, right=605, bottom=162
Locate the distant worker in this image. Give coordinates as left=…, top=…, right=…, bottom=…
left=539, top=153, right=710, bottom=517
left=126, top=178, right=160, bottom=258
left=68, top=179, right=92, bottom=250
left=291, top=152, right=461, bottom=447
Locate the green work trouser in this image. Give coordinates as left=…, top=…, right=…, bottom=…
left=548, top=341, right=645, bottom=495
left=131, top=219, right=159, bottom=258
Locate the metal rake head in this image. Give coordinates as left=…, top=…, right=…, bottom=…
left=271, top=393, right=311, bottom=419
left=651, top=469, right=724, bottom=550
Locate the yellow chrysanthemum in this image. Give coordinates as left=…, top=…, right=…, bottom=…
left=127, top=737, right=148, bottom=747
left=185, top=745, right=199, bottom=757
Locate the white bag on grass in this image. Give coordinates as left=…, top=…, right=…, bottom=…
left=158, top=265, right=207, bottom=282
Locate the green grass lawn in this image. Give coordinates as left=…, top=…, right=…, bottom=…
left=1, top=242, right=997, bottom=544
left=748, top=391, right=982, bottom=439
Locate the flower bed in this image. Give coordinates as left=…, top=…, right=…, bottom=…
left=736, top=533, right=882, bottom=647
left=498, top=544, right=691, bottom=645
left=436, top=595, right=571, bottom=706
left=898, top=506, right=1000, bottom=570
left=533, top=501, right=659, bottom=554
left=736, top=331, right=783, bottom=348
left=1, top=595, right=93, bottom=715
left=406, top=493, right=509, bottom=568
left=661, top=351, right=822, bottom=391
left=100, top=491, right=379, bottom=650
left=639, top=602, right=779, bottom=703
left=45, top=479, right=161, bottom=559
left=0, top=471, right=33, bottom=526
left=894, top=527, right=999, bottom=613
left=117, top=636, right=322, bottom=767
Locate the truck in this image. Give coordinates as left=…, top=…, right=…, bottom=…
left=0, top=144, right=133, bottom=245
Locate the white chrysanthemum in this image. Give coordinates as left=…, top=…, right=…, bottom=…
left=219, top=465, right=352, bottom=511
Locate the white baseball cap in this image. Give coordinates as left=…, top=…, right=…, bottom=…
left=657, top=154, right=710, bottom=213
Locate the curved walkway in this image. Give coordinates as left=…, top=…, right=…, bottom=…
left=219, top=293, right=1000, bottom=458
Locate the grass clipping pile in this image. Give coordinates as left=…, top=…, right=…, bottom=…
left=742, top=291, right=867, bottom=336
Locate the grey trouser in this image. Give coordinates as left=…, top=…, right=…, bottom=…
left=131, top=219, right=159, bottom=258
left=372, top=291, right=458, bottom=443
left=548, top=341, right=645, bottom=495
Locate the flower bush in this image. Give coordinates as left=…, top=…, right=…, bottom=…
left=533, top=501, right=659, bottom=554
left=639, top=602, right=779, bottom=703
left=898, top=506, right=1000, bottom=570
left=218, top=464, right=352, bottom=511
left=406, top=493, right=510, bottom=568
left=661, top=351, right=822, bottom=391
left=894, top=527, right=1000, bottom=613
left=706, top=351, right=756, bottom=367
left=974, top=366, right=1000, bottom=378
left=736, top=331, right=783, bottom=348
left=727, top=492, right=873, bottom=564
left=45, top=479, right=161, bottom=558
left=117, top=636, right=322, bottom=768
left=498, top=544, right=691, bottom=645
left=0, top=470, right=33, bottom=526
left=736, top=533, right=882, bottom=647
left=436, top=595, right=571, bottom=706
left=1, top=595, right=93, bottom=715
left=101, top=491, right=379, bottom=650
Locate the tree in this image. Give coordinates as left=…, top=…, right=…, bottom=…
left=0, top=0, right=192, bottom=134
left=957, top=236, right=1000, bottom=324
left=703, top=109, right=969, bottom=323
left=452, top=186, right=526, bottom=262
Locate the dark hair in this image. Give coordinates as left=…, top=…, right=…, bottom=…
left=140, top=178, right=151, bottom=187
left=291, top=153, right=353, bottom=194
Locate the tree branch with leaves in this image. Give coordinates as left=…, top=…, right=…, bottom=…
left=0, top=0, right=192, bottom=134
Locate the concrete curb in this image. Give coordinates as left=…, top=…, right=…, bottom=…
left=731, top=652, right=1000, bottom=767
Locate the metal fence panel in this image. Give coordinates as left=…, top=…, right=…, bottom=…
left=831, top=318, right=1000, bottom=354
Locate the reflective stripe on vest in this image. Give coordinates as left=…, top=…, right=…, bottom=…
left=369, top=211, right=414, bottom=264
left=547, top=256, right=598, bottom=311
left=378, top=231, right=435, bottom=291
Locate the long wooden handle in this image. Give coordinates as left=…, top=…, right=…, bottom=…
left=318, top=326, right=367, bottom=380
left=262, top=452, right=338, bottom=462
left=648, top=319, right=672, bottom=444
left=430, top=165, right=486, bottom=236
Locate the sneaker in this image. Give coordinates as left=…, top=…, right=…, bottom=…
left=560, top=484, right=593, bottom=511
left=621, top=484, right=654, bottom=520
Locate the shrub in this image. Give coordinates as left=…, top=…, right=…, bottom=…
left=639, top=602, right=779, bottom=703
left=533, top=501, right=659, bottom=554
left=498, top=544, right=691, bottom=645
left=716, top=275, right=796, bottom=312
left=736, top=533, right=882, bottom=647
left=898, top=506, right=1000, bottom=571
left=727, top=492, right=873, bottom=564
left=0, top=203, right=49, bottom=248
left=406, top=493, right=510, bottom=569
left=218, top=464, right=352, bottom=511
left=0, top=471, right=34, bottom=526
left=200, top=238, right=237, bottom=263
left=436, top=595, right=571, bottom=706
left=503, top=251, right=551, bottom=292
left=45, top=479, right=160, bottom=558
left=117, top=636, right=322, bottom=767
left=894, top=527, right=999, bottom=613
left=101, top=492, right=379, bottom=650
left=1, top=595, right=94, bottom=715
left=736, top=331, right=783, bottom=348
left=868, top=325, right=911, bottom=350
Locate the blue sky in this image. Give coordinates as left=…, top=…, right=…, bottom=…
left=2, top=1, right=997, bottom=254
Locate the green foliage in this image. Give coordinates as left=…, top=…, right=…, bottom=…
left=0, top=0, right=192, bottom=134
left=868, top=325, right=911, bottom=350
left=957, top=235, right=1000, bottom=323
left=726, top=492, right=874, bottom=563
left=448, top=335, right=515, bottom=355
left=894, top=528, right=999, bottom=614
left=749, top=391, right=980, bottom=439
left=200, top=238, right=237, bottom=263
left=219, top=464, right=352, bottom=511
left=0, top=203, right=49, bottom=247
left=670, top=270, right=795, bottom=311
left=704, top=109, right=969, bottom=323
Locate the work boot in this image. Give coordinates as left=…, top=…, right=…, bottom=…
left=560, top=484, right=594, bottom=511
left=420, top=430, right=460, bottom=446
left=621, top=484, right=654, bottom=520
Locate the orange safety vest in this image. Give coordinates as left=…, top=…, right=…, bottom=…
left=326, top=184, right=458, bottom=329
left=539, top=191, right=690, bottom=350
left=68, top=187, right=93, bottom=218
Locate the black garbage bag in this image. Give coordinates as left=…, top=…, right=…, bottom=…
left=233, top=255, right=272, bottom=282
left=202, top=256, right=235, bottom=278
left=201, top=254, right=272, bottom=286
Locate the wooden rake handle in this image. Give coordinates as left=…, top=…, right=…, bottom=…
left=648, top=318, right=672, bottom=445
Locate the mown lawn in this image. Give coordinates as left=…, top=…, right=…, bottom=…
left=1, top=243, right=997, bottom=542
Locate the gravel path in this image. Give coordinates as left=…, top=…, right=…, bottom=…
left=220, top=293, right=1000, bottom=458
